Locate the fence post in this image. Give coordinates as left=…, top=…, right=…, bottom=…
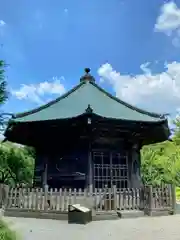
left=0, top=184, right=9, bottom=209
left=44, top=184, right=49, bottom=211
left=139, top=187, right=144, bottom=210
left=0, top=184, right=3, bottom=208
left=171, top=185, right=176, bottom=214
left=113, top=185, right=117, bottom=211
left=148, top=185, right=153, bottom=216
left=87, top=185, right=93, bottom=209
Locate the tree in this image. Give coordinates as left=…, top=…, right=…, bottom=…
left=0, top=220, right=17, bottom=240
left=0, top=61, right=34, bottom=186
left=0, top=60, right=8, bottom=132
left=0, top=142, right=34, bottom=186
left=23, top=146, right=36, bottom=159
left=0, top=60, right=8, bottom=105
left=172, top=117, right=180, bottom=145
left=141, top=138, right=180, bottom=186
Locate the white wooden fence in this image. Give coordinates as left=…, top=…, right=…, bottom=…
left=6, top=187, right=141, bottom=212
left=3, top=185, right=174, bottom=214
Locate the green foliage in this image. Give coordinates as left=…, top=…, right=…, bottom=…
left=0, top=220, right=18, bottom=240
left=176, top=187, right=180, bottom=201
left=0, top=142, right=34, bottom=186
left=23, top=146, right=36, bottom=159
left=0, top=60, right=8, bottom=105
left=141, top=117, right=180, bottom=186
left=0, top=60, right=8, bottom=133
left=172, top=117, right=180, bottom=145
left=0, top=60, right=34, bottom=187
left=141, top=142, right=180, bottom=186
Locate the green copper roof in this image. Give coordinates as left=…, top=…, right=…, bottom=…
left=13, top=80, right=166, bottom=123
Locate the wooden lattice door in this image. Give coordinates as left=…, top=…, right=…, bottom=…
left=93, top=150, right=129, bottom=189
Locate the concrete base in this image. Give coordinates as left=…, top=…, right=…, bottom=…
left=175, top=203, right=180, bottom=214
left=5, top=210, right=68, bottom=221
left=118, top=210, right=144, bottom=219
left=4, top=209, right=145, bottom=221
left=4, top=208, right=175, bottom=221
left=150, top=211, right=172, bottom=217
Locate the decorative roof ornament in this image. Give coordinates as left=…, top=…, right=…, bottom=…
left=80, top=68, right=95, bottom=83
left=85, top=104, right=93, bottom=114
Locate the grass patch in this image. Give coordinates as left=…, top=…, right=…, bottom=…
left=0, top=220, right=18, bottom=240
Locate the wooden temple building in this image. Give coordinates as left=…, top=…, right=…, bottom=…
left=4, top=68, right=170, bottom=190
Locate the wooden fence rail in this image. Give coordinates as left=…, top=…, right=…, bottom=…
left=0, top=184, right=176, bottom=214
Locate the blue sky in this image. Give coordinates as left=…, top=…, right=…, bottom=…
left=1, top=0, right=180, bottom=120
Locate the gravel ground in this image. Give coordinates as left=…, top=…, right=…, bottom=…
left=4, top=215, right=180, bottom=240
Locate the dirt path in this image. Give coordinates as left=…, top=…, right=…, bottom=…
left=4, top=215, right=180, bottom=240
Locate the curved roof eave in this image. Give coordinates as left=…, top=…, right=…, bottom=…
left=11, top=112, right=168, bottom=124
left=14, top=81, right=85, bottom=119
left=12, top=81, right=168, bottom=123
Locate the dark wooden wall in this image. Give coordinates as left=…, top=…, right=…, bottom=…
left=33, top=138, right=143, bottom=189
left=47, top=149, right=88, bottom=188
left=33, top=145, right=89, bottom=188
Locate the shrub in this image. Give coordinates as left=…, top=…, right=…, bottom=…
left=0, top=220, right=18, bottom=240
left=176, top=187, right=180, bottom=201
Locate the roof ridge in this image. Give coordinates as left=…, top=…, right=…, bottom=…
left=14, top=81, right=85, bottom=118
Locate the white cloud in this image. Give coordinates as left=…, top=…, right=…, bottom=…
left=155, top=1, right=180, bottom=46
left=11, top=77, right=66, bottom=104
left=64, top=8, right=68, bottom=13
left=0, top=20, right=6, bottom=36
left=0, top=20, right=6, bottom=27
left=97, top=62, right=180, bottom=115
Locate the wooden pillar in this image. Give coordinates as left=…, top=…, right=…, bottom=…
left=86, top=112, right=93, bottom=192
left=88, top=142, right=93, bottom=191
left=130, top=144, right=143, bottom=188
left=43, top=156, right=48, bottom=189
left=87, top=141, right=94, bottom=210
left=34, top=150, right=46, bottom=188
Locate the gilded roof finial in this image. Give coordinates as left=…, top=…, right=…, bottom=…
left=80, top=68, right=95, bottom=83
